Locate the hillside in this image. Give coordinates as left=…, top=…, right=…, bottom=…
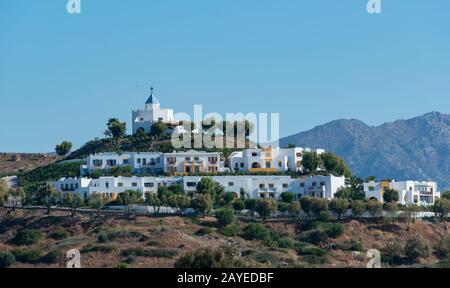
left=0, top=153, right=60, bottom=177
left=280, top=112, right=450, bottom=189
left=0, top=210, right=449, bottom=268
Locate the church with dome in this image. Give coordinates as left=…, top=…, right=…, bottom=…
left=132, top=88, right=181, bottom=134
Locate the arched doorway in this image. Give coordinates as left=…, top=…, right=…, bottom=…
left=251, top=162, right=261, bottom=169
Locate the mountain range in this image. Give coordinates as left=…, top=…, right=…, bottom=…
left=279, top=112, right=450, bottom=190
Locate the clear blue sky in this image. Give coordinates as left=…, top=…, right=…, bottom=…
left=1, top=0, right=449, bottom=153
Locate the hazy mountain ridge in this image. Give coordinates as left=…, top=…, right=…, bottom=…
left=280, top=112, right=450, bottom=189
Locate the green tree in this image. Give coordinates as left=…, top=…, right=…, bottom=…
left=301, top=152, right=321, bottom=173
left=63, top=193, right=85, bottom=217
left=222, top=192, right=236, bottom=207
left=168, top=194, right=191, bottom=215
left=192, top=194, right=213, bottom=218
left=435, top=234, right=450, bottom=259
left=36, top=184, right=58, bottom=214
left=321, top=152, right=351, bottom=177
left=365, top=199, right=383, bottom=220
left=88, top=192, right=108, bottom=217
left=118, top=190, right=143, bottom=214
left=382, top=241, right=403, bottom=266
left=351, top=200, right=365, bottom=219
left=232, top=199, right=245, bottom=212
left=151, top=120, right=168, bottom=137
left=280, top=192, right=295, bottom=203
left=244, top=198, right=257, bottom=215
left=107, top=118, right=126, bottom=139
left=215, top=208, right=235, bottom=227
left=55, top=141, right=73, bottom=156
left=300, top=196, right=314, bottom=218
left=255, top=199, right=277, bottom=220
left=0, top=180, right=7, bottom=211
left=329, top=198, right=349, bottom=220
left=310, top=198, right=328, bottom=219
left=196, top=177, right=225, bottom=205
left=7, top=187, right=26, bottom=212
left=404, top=236, right=430, bottom=261
left=383, top=188, right=400, bottom=204
left=433, top=198, right=450, bottom=221
left=441, top=191, right=450, bottom=200
left=288, top=201, right=301, bottom=217
left=145, top=193, right=162, bottom=215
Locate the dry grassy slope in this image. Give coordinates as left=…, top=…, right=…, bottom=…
left=0, top=210, right=449, bottom=268
left=0, top=153, right=60, bottom=176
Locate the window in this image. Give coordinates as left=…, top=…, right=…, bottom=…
left=185, top=157, right=191, bottom=161
left=132, top=182, right=138, bottom=187
left=187, top=182, right=197, bottom=187
left=118, top=183, right=123, bottom=187
left=240, top=163, right=244, bottom=168
left=156, top=158, right=160, bottom=163
left=123, top=159, right=129, bottom=164
left=278, top=161, right=282, bottom=168
left=252, top=152, right=257, bottom=157
left=369, top=186, right=374, bottom=191
left=265, top=161, right=271, bottom=168
left=75, top=184, right=78, bottom=189
left=194, top=157, right=199, bottom=161
left=296, top=153, right=302, bottom=157
left=228, top=182, right=234, bottom=187
left=105, top=182, right=109, bottom=189
left=137, top=158, right=141, bottom=164
left=235, top=163, right=238, bottom=168
left=106, top=159, right=116, bottom=166
left=320, top=182, right=325, bottom=187
left=283, top=183, right=288, bottom=188
left=93, top=159, right=103, bottom=167
left=144, top=182, right=154, bottom=188
left=300, top=183, right=305, bottom=188
left=259, top=184, right=265, bottom=189
left=143, top=158, right=147, bottom=166
left=312, top=182, right=317, bottom=187
left=269, top=184, right=274, bottom=189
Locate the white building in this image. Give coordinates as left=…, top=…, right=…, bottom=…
left=54, top=174, right=345, bottom=201
left=163, top=150, right=226, bottom=174
left=229, top=147, right=325, bottom=173
left=81, top=152, right=164, bottom=175
left=132, top=88, right=180, bottom=134
left=364, top=180, right=440, bottom=206
left=55, top=176, right=183, bottom=200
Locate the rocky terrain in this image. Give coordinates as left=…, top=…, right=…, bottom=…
left=0, top=153, right=60, bottom=177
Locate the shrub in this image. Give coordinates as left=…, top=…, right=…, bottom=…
left=434, top=234, right=450, bottom=259
left=97, top=233, right=108, bottom=243
left=122, top=247, right=148, bottom=257
left=276, top=237, right=297, bottom=249
left=215, top=208, right=235, bottom=227
left=318, top=211, right=330, bottom=222
left=148, top=240, right=160, bottom=247
left=174, top=247, right=246, bottom=268
left=49, top=229, right=69, bottom=240
left=298, top=246, right=328, bottom=257
left=302, top=254, right=328, bottom=265
left=324, top=223, right=345, bottom=238
left=0, top=252, right=15, bottom=268
left=40, top=250, right=62, bottom=264
left=219, top=224, right=240, bottom=237
left=405, top=237, right=430, bottom=261
left=116, top=262, right=129, bottom=268
left=298, top=229, right=328, bottom=245
left=195, top=227, right=213, bottom=236
left=254, top=252, right=278, bottom=264
left=243, top=223, right=270, bottom=241
left=12, top=248, right=42, bottom=263
left=81, top=245, right=115, bottom=254
left=148, top=249, right=178, bottom=258
left=381, top=241, right=403, bottom=266
left=12, top=229, right=43, bottom=246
